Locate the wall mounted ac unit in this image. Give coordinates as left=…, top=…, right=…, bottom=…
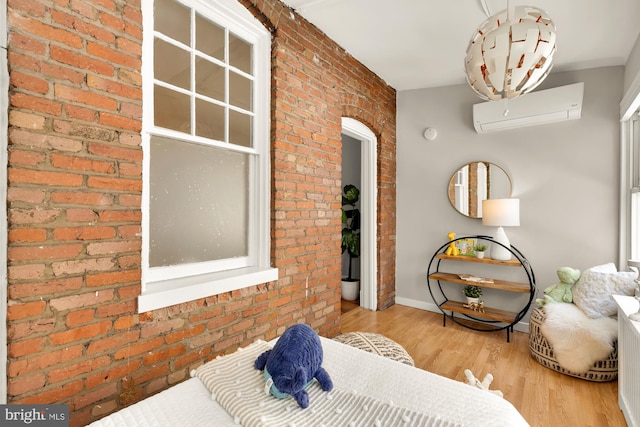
left=472, top=82, right=584, bottom=133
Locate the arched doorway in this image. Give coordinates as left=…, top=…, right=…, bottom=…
left=341, top=118, right=377, bottom=310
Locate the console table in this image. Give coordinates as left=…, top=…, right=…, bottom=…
left=427, top=235, right=536, bottom=342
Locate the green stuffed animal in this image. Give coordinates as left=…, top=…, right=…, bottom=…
left=535, top=266, right=581, bottom=307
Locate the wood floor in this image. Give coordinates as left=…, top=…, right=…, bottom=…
left=340, top=304, right=626, bottom=427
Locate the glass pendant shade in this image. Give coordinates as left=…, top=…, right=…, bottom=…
left=465, top=5, right=556, bottom=101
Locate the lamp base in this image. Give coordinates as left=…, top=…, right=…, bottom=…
left=491, top=226, right=512, bottom=261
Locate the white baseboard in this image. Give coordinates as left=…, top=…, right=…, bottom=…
left=395, top=296, right=530, bottom=334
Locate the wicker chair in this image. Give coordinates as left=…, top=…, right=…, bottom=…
left=528, top=307, right=618, bottom=382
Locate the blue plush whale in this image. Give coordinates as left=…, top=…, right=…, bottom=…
left=254, top=323, right=333, bottom=408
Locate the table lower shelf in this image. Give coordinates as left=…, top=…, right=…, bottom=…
left=440, top=300, right=517, bottom=324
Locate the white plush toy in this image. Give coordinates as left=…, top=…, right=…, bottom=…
left=464, top=369, right=503, bottom=398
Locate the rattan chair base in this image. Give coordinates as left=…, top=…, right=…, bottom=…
left=528, top=307, right=617, bottom=382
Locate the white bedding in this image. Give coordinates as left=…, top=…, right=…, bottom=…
left=90, top=337, right=529, bottom=426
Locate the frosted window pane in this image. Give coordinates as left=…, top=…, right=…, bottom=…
left=196, top=13, right=224, bottom=60
left=154, top=86, right=190, bottom=133
left=229, top=32, right=252, bottom=74
left=155, top=0, right=190, bottom=46
left=195, top=56, right=224, bottom=101
left=195, top=99, right=224, bottom=140
left=149, top=136, right=248, bottom=268
left=229, top=110, right=251, bottom=147
left=229, top=70, right=251, bottom=111
left=154, top=39, right=190, bottom=90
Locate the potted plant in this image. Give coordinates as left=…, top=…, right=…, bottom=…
left=474, top=243, right=487, bottom=259
left=341, top=184, right=360, bottom=301
left=463, top=285, right=482, bottom=304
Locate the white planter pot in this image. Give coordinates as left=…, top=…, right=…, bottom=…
left=341, top=280, right=360, bottom=301
left=466, top=296, right=480, bottom=305
left=476, top=251, right=485, bottom=259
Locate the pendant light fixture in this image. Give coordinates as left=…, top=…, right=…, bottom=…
left=464, top=2, right=557, bottom=102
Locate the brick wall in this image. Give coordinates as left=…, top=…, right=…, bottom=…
left=5, top=0, right=396, bottom=425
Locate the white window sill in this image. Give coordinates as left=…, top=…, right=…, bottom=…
left=138, top=266, right=279, bottom=313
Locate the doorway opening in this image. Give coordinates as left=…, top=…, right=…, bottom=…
left=341, top=118, right=377, bottom=312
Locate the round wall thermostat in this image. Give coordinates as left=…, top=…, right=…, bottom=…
left=423, top=128, right=438, bottom=141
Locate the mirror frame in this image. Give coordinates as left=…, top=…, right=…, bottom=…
left=447, top=161, right=512, bottom=219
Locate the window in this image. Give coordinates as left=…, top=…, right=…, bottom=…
left=139, top=0, right=276, bottom=312
left=630, top=114, right=640, bottom=263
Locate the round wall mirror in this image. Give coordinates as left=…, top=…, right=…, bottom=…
left=448, top=161, right=512, bottom=218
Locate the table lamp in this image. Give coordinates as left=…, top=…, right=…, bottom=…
left=482, top=198, right=520, bottom=261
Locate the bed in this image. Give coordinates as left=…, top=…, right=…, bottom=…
left=89, top=336, right=528, bottom=426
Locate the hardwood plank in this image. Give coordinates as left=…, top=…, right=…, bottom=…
left=339, top=304, right=626, bottom=427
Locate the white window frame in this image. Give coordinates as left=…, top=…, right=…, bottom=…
left=138, top=0, right=277, bottom=312
left=619, top=68, right=640, bottom=270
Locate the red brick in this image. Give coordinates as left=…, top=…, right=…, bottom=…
left=54, top=226, right=116, bottom=241
left=66, top=208, right=99, bottom=222
left=51, top=154, right=115, bottom=174
left=50, top=290, right=115, bottom=312
left=14, top=380, right=83, bottom=404
left=9, top=227, right=47, bottom=243
left=86, top=330, right=140, bottom=356
left=7, top=301, right=46, bottom=320
left=7, top=187, right=46, bottom=204
left=9, top=208, right=60, bottom=225
left=8, top=336, right=45, bottom=358
left=9, top=33, right=46, bottom=54
left=55, top=84, right=118, bottom=111
left=9, top=128, right=84, bottom=152
left=98, top=112, right=141, bottom=131
left=9, top=168, right=84, bottom=186
left=10, top=70, right=49, bottom=94
left=8, top=345, right=83, bottom=376
left=9, top=12, right=83, bottom=49
left=49, top=320, right=112, bottom=345
left=9, top=243, right=83, bottom=261
left=50, top=45, right=115, bottom=77
left=10, top=92, right=62, bottom=116
left=51, top=191, right=115, bottom=206
left=88, top=142, right=142, bottom=161
left=87, top=74, right=141, bottom=100
left=66, top=309, right=96, bottom=326
left=9, top=149, right=46, bottom=166
left=85, top=362, right=140, bottom=389
left=142, top=344, right=185, bottom=366
left=86, top=240, right=140, bottom=256
left=87, top=176, right=141, bottom=191
left=65, top=104, right=97, bottom=122
left=9, top=110, right=46, bottom=129
left=96, top=299, right=136, bottom=318
left=87, top=42, right=141, bottom=70
left=48, top=355, right=111, bottom=384
left=86, top=269, right=140, bottom=287
left=97, top=210, right=141, bottom=223
left=72, top=381, right=118, bottom=411
left=114, top=337, right=164, bottom=359
left=8, top=277, right=83, bottom=298
left=8, top=373, right=46, bottom=396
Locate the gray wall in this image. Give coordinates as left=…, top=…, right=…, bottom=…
left=396, top=66, right=624, bottom=327
left=624, top=36, right=640, bottom=94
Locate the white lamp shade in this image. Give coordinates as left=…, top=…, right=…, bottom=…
left=482, top=198, right=520, bottom=227
left=465, top=6, right=556, bottom=101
